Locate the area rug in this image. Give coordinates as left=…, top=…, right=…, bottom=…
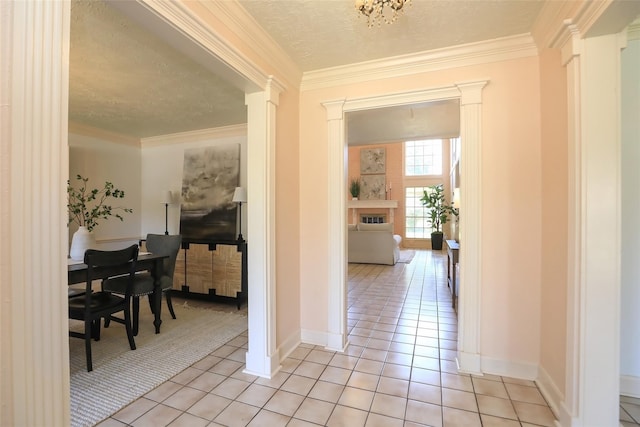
left=397, top=249, right=416, bottom=263
left=69, top=302, right=247, bottom=427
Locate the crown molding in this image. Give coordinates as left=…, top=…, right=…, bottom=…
left=68, top=121, right=141, bottom=147
left=629, top=19, right=640, bottom=41
left=206, top=0, right=302, bottom=90
left=141, top=124, right=248, bottom=147
left=301, top=34, right=537, bottom=91
left=531, top=0, right=583, bottom=49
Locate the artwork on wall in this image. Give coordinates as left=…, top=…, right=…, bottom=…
left=360, top=148, right=386, bottom=174
left=361, top=174, right=386, bottom=200
left=179, top=144, right=240, bottom=241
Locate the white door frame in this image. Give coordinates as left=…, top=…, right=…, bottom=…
left=323, top=81, right=488, bottom=372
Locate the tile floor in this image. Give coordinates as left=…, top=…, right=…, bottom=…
left=622, top=396, right=640, bottom=426
left=95, top=249, right=562, bottom=426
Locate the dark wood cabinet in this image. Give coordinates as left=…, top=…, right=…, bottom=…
left=446, top=239, right=459, bottom=312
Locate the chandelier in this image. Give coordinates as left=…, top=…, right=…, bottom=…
left=355, top=0, right=411, bottom=27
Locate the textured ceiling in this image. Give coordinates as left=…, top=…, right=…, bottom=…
left=69, top=0, right=247, bottom=139
left=239, top=0, right=544, bottom=72
left=69, top=0, right=545, bottom=140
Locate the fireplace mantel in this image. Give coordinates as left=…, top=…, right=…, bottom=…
left=348, top=199, right=398, bottom=224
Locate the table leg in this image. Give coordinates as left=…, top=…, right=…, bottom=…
left=153, top=258, right=163, bottom=334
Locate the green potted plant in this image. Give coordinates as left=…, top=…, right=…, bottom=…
left=420, top=184, right=458, bottom=250
left=67, top=174, right=133, bottom=260
left=349, top=177, right=361, bottom=200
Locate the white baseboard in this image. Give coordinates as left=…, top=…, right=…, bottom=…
left=301, top=328, right=328, bottom=347
left=537, top=365, right=565, bottom=422
left=620, top=375, right=640, bottom=398
left=277, top=330, right=301, bottom=363
left=480, top=355, right=538, bottom=380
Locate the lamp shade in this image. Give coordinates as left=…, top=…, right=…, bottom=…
left=232, top=187, right=247, bottom=203
left=160, top=190, right=173, bottom=204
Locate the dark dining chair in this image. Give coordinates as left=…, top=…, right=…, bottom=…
left=103, top=234, right=182, bottom=335
left=68, top=244, right=139, bottom=372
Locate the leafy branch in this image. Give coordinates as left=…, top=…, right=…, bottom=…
left=67, top=175, right=133, bottom=232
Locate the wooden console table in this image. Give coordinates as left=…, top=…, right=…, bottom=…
left=446, top=239, right=459, bottom=312
left=173, top=239, right=247, bottom=309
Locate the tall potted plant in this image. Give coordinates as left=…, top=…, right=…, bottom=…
left=420, top=184, right=458, bottom=250
left=349, top=177, right=361, bottom=200
left=67, top=174, right=133, bottom=260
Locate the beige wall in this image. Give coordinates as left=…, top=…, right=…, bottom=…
left=300, top=55, right=543, bottom=371
left=538, top=47, right=569, bottom=396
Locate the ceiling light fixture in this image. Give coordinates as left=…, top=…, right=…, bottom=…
left=355, top=0, right=410, bottom=27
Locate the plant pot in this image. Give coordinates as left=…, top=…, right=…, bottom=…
left=69, top=226, right=96, bottom=261
left=352, top=197, right=358, bottom=200
left=430, top=232, right=444, bottom=250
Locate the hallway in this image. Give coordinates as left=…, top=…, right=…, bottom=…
left=98, top=250, right=557, bottom=426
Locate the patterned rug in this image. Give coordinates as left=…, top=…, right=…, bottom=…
left=397, top=249, right=416, bottom=263
left=69, top=302, right=247, bottom=427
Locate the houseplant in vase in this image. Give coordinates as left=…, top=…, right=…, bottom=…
left=349, top=177, right=361, bottom=200
left=67, top=174, right=133, bottom=260
left=420, top=184, right=458, bottom=250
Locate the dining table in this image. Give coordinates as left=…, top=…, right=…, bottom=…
left=68, top=252, right=168, bottom=334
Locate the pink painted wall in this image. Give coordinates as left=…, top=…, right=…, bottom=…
left=538, top=47, right=568, bottom=393
left=300, top=55, right=543, bottom=369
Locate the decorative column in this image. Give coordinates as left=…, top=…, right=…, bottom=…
left=455, top=80, right=488, bottom=375
left=244, top=78, right=283, bottom=378
left=1, top=0, right=71, bottom=425
left=323, top=99, right=348, bottom=352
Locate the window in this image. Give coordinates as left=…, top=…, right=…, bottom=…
left=405, top=139, right=442, bottom=176
left=405, top=186, right=433, bottom=238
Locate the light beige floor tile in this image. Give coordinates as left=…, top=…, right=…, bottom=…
left=410, top=367, right=441, bottom=386
left=95, top=419, right=128, bottom=427
left=286, top=418, right=322, bottom=427
left=187, top=371, right=227, bottom=392
left=208, top=359, right=244, bottom=377
left=443, top=406, right=482, bottom=427
left=305, top=348, right=336, bottom=364
left=381, top=362, right=411, bottom=380
left=163, top=386, right=206, bottom=411
left=502, top=377, right=536, bottom=387
left=408, top=381, right=441, bottom=405
left=512, top=401, right=557, bottom=426
left=289, top=346, right=313, bottom=360
left=330, top=354, right=359, bottom=370
left=412, top=355, right=440, bottom=371
left=293, top=360, right=327, bottom=379
left=246, top=409, right=290, bottom=427
left=338, top=386, right=375, bottom=411
left=505, top=382, right=547, bottom=405
left=365, top=412, right=404, bottom=427
left=472, top=377, right=509, bottom=399
left=280, top=374, right=316, bottom=396
left=376, top=376, right=409, bottom=398
left=370, top=393, right=407, bottom=419
left=172, top=367, right=205, bottom=385
left=263, top=390, right=305, bottom=416
left=211, top=377, right=251, bottom=400
left=622, top=402, right=640, bottom=422
left=167, top=412, right=209, bottom=427
left=280, top=357, right=302, bottom=373
left=112, top=397, right=157, bottom=424
left=187, top=393, right=232, bottom=420
left=442, top=388, right=478, bottom=412
left=254, top=371, right=290, bottom=389
left=413, top=345, right=440, bottom=358
left=144, top=381, right=182, bottom=403
left=190, top=355, right=222, bottom=371
left=308, top=380, right=345, bottom=403
left=130, top=404, right=182, bottom=427
left=319, top=366, right=353, bottom=385
left=293, top=397, right=336, bottom=425
left=214, top=401, right=260, bottom=427
left=355, top=358, right=384, bottom=376
left=347, top=371, right=380, bottom=391
left=236, top=383, right=277, bottom=407
left=386, top=351, right=414, bottom=366
left=476, top=395, right=517, bottom=419
left=441, top=372, right=473, bottom=392
left=480, top=414, right=523, bottom=427
left=387, top=341, right=414, bottom=355
left=440, top=359, right=459, bottom=374
left=361, top=348, right=388, bottom=362
left=405, top=400, right=442, bottom=427
left=326, top=404, right=369, bottom=427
